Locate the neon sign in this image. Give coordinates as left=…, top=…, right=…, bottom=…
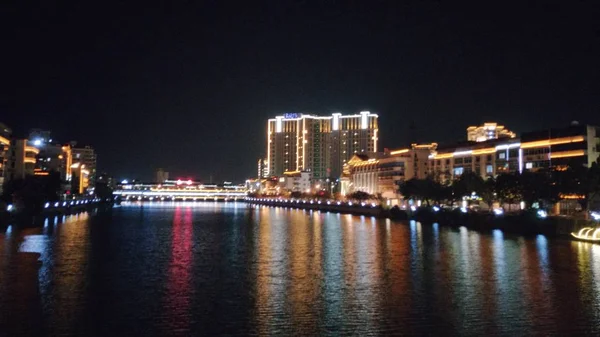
left=283, top=113, right=300, bottom=119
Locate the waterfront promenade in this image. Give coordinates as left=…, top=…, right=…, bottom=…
left=247, top=197, right=596, bottom=239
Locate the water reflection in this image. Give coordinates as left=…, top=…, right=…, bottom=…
left=163, top=206, right=193, bottom=333
left=0, top=203, right=600, bottom=335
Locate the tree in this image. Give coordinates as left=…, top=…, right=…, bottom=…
left=452, top=171, right=485, bottom=204
left=495, top=173, right=522, bottom=210
left=519, top=170, right=560, bottom=209
left=348, top=191, right=371, bottom=201
left=399, top=177, right=447, bottom=206
left=290, top=191, right=304, bottom=199
left=558, top=159, right=600, bottom=214
left=480, top=177, right=496, bottom=209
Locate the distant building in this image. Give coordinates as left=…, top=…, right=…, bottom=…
left=155, top=168, right=169, bottom=183
left=257, top=158, right=268, bottom=179
left=72, top=146, right=97, bottom=185
left=0, top=123, right=12, bottom=193
left=467, top=122, right=516, bottom=142
left=266, top=111, right=378, bottom=180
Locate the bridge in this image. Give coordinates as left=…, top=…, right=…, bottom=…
left=113, top=181, right=247, bottom=201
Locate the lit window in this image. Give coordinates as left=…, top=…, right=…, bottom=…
left=526, top=162, right=533, bottom=169
left=499, top=153, right=506, bottom=159
left=486, top=165, right=493, bottom=174
left=454, top=167, right=464, bottom=176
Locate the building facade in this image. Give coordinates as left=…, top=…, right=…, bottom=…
left=72, top=146, right=97, bottom=185
left=280, top=171, right=312, bottom=193
left=257, top=158, right=267, bottom=179
left=342, top=144, right=437, bottom=199
left=6, top=139, right=39, bottom=181
left=34, top=143, right=73, bottom=181
left=0, top=123, right=12, bottom=193
left=429, top=123, right=600, bottom=181
left=156, top=168, right=169, bottom=183
left=70, top=162, right=90, bottom=194
left=467, top=122, right=516, bottom=143
left=266, top=112, right=378, bottom=180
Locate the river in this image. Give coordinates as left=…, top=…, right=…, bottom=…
left=1, top=202, right=600, bottom=336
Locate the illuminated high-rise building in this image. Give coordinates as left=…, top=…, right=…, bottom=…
left=266, top=112, right=378, bottom=180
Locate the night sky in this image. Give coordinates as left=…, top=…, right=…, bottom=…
left=2, top=2, right=599, bottom=182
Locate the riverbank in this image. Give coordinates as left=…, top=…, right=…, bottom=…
left=0, top=199, right=110, bottom=228
left=247, top=197, right=382, bottom=216
left=247, top=198, right=597, bottom=238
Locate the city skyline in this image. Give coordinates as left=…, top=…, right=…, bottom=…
left=2, top=2, right=599, bottom=181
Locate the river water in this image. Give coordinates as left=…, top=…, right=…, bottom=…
left=1, top=202, right=600, bottom=336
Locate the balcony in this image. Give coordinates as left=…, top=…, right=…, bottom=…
left=25, top=146, right=40, bottom=155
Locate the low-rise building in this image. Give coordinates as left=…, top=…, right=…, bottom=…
left=280, top=170, right=312, bottom=193
left=428, top=123, right=599, bottom=181
left=342, top=143, right=437, bottom=199
left=520, top=123, right=599, bottom=172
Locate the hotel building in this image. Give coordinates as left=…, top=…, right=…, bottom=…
left=266, top=112, right=378, bottom=180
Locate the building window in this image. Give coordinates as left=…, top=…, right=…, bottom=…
left=499, top=153, right=506, bottom=159
left=454, top=167, right=464, bottom=176
left=486, top=165, right=493, bottom=174
left=525, top=162, right=533, bottom=169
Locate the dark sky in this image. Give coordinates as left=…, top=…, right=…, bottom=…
left=2, top=2, right=599, bottom=182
